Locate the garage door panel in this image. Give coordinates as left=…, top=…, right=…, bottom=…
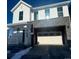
left=37, top=36, right=63, bottom=45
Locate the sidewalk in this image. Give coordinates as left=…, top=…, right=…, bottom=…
left=11, top=47, right=32, bottom=59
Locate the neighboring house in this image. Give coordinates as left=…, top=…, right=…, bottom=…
left=7, top=0, right=71, bottom=47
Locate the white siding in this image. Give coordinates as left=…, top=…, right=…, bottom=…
left=38, top=9, right=45, bottom=20
left=63, top=5, right=69, bottom=17
left=31, top=6, right=69, bottom=21
left=31, top=12, right=34, bottom=21
left=13, top=3, right=31, bottom=24
left=50, top=7, right=58, bottom=18
left=36, top=8, right=58, bottom=20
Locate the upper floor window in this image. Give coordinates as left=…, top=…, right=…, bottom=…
left=34, top=11, right=38, bottom=20
left=19, top=11, right=23, bottom=20
left=57, top=7, right=63, bottom=17
left=45, top=8, right=50, bottom=19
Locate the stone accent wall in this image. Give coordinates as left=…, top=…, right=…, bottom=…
left=7, top=17, right=71, bottom=46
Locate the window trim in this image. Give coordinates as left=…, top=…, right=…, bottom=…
left=19, top=11, right=23, bottom=20
left=57, top=7, right=63, bottom=17
left=34, top=11, right=38, bottom=20
left=45, top=8, right=50, bottom=18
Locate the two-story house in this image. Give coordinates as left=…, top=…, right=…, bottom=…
left=7, top=0, right=71, bottom=47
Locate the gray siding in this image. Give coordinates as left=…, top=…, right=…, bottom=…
left=30, top=17, right=70, bottom=28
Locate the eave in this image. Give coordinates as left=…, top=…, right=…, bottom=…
left=33, top=1, right=71, bottom=10
left=11, top=0, right=32, bottom=12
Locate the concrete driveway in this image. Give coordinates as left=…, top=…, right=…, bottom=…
left=21, top=45, right=71, bottom=59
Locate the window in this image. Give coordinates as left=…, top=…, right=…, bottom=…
left=57, top=7, right=63, bottom=11
left=19, top=11, right=23, bottom=20
left=34, top=11, right=38, bottom=20
left=57, top=7, right=63, bottom=17
left=13, top=31, right=17, bottom=34
left=19, top=30, right=23, bottom=33
left=24, top=25, right=27, bottom=28
left=45, top=8, right=50, bottom=19
left=45, top=8, right=50, bottom=16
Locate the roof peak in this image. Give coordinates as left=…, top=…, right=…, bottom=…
left=20, top=0, right=22, bottom=1
left=11, top=0, right=32, bottom=12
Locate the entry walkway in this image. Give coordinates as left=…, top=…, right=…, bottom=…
left=11, top=47, right=32, bottom=59
left=21, top=45, right=71, bottom=59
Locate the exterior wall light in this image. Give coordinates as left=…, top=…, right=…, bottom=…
left=24, top=25, right=27, bottom=28
left=19, top=30, right=23, bottom=33
left=13, top=31, right=17, bottom=34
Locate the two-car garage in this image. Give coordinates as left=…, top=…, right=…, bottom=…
left=37, top=31, right=63, bottom=45
left=32, top=26, right=67, bottom=46
left=37, top=35, right=63, bottom=45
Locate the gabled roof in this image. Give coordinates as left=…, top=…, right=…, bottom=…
left=11, top=0, right=70, bottom=12
left=11, top=0, right=32, bottom=12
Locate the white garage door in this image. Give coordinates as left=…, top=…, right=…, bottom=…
left=37, top=36, right=63, bottom=45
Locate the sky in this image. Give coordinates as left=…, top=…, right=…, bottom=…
left=7, top=0, right=69, bottom=24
